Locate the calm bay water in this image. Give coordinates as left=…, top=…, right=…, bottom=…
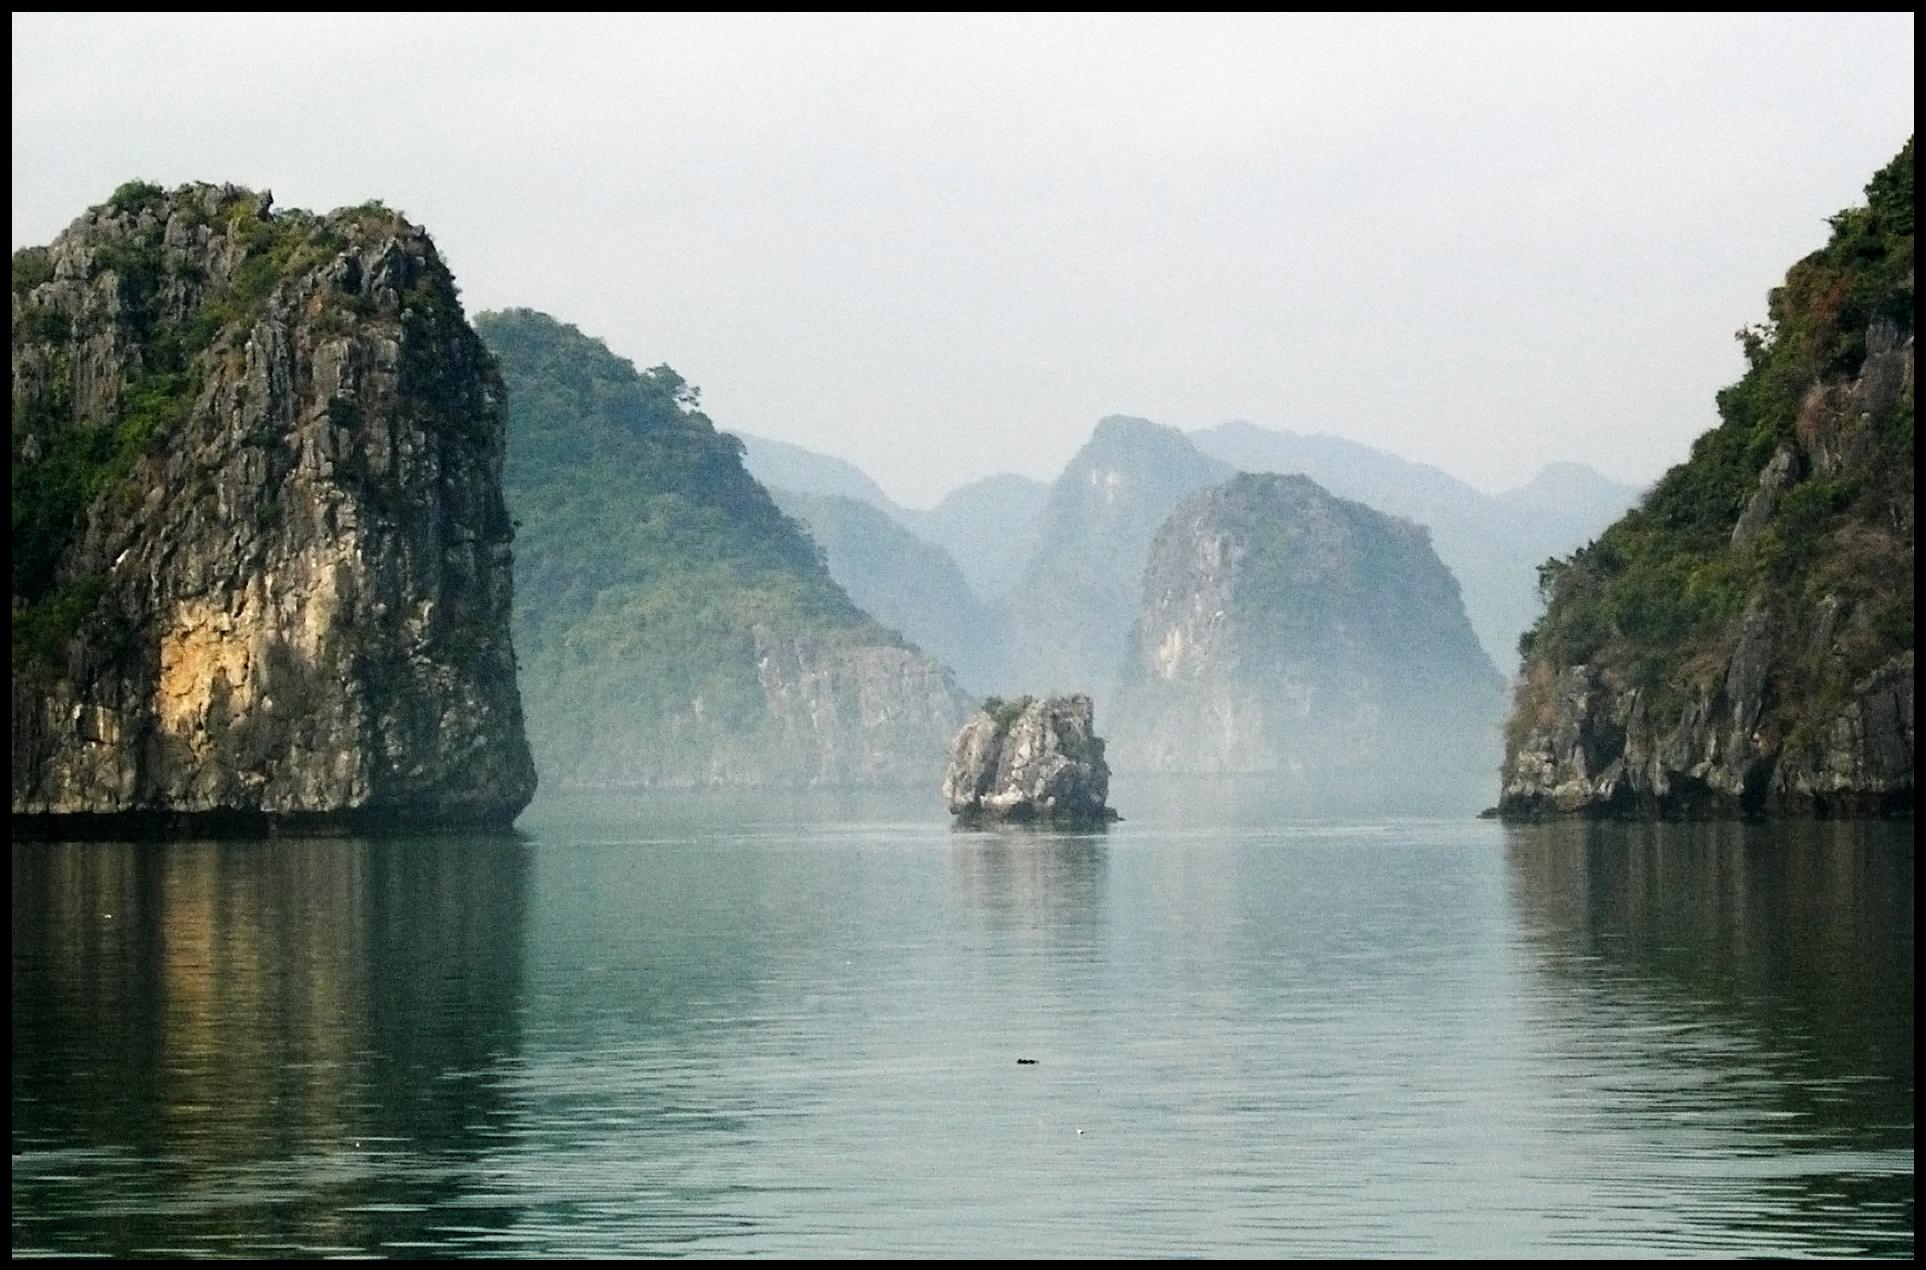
left=11, top=782, right=1914, bottom=1257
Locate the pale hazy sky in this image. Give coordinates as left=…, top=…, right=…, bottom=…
left=11, top=13, right=1914, bottom=506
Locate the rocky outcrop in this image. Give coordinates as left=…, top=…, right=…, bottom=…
left=942, top=695, right=1117, bottom=823
left=1500, top=141, right=1914, bottom=819
left=477, top=309, right=973, bottom=789
left=1111, top=473, right=1504, bottom=798
left=1500, top=649, right=1913, bottom=819
left=11, top=182, right=536, bottom=834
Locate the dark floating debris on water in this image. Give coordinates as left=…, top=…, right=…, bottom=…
left=1017, top=1058, right=1039, bottom=1065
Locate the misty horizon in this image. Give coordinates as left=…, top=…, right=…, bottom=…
left=10, top=12, right=1914, bottom=505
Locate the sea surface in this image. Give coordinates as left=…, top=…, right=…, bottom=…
left=11, top=781, right=1915, bottom=1257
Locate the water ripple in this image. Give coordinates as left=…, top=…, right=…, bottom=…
left=10, top=797, right=1914, bottom=1257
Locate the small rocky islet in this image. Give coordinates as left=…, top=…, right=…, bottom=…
left=941, top=694, right=1119, bottom=826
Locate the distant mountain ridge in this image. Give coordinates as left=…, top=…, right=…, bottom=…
left=903, top=473, right=1050, bottom=601
left=732, top=431, right=899, bottom=511
left=766, top=487, right=1006, bottom=692
left=1495, top=461, right=1640, bottom=522
left=726, top=416, right=1640, bottom=694
left=736, top=433, right=1050, bottom=603
left=1194, top=421, right=1490, bottom=520
left=1001, top=417, right=1235, bottom=699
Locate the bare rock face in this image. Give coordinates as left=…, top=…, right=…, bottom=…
left=11, top=182, right=536, bottom=834
left=1501, top=649, right=1913, bottom=819
left=942, top=694, right=1117, bottom=824
left=752, top=629, right=979, bottom=786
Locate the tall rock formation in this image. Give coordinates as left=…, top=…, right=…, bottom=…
left=11, top=182, right=536, bottom=833
left=1500, top=141, right=1915, bottom=818
left=1002, top=417, right=1233, bottom=699
left=477, top=309, right=972, bottom=788
left=1112, top=473, right=1504, bottom=800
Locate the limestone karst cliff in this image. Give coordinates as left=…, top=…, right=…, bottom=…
left=1500, top=141, right=1914, bottom=818
left=11, top=182, right=536, bottom=832
left=1190, top=422, right=1639, bottom=669
left=477, top=309, right=972, bottom=788
left=1111, top=474, right=1503, bottom=799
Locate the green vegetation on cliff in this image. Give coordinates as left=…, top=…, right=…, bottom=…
left=480, top=309, right=877, bottom=721
left=1519, top=141, right=1912, bottom=714
left=12, top=181, right=535, bottom=827
left=11, top=184, right=417, bottom=666
left=1505, top=140, right=1913, bottom=813
left=479, top=309, right=964, bottom=786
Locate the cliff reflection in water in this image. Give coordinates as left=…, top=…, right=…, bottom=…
left=13, top=806, right=1913, bottom=1257
left=10, top=837, right=530, bottom=1258
left=1503, top=820, right=1914, bottom=1256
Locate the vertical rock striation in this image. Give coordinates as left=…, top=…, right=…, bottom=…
left=12, top=182, right=536, bottom=834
